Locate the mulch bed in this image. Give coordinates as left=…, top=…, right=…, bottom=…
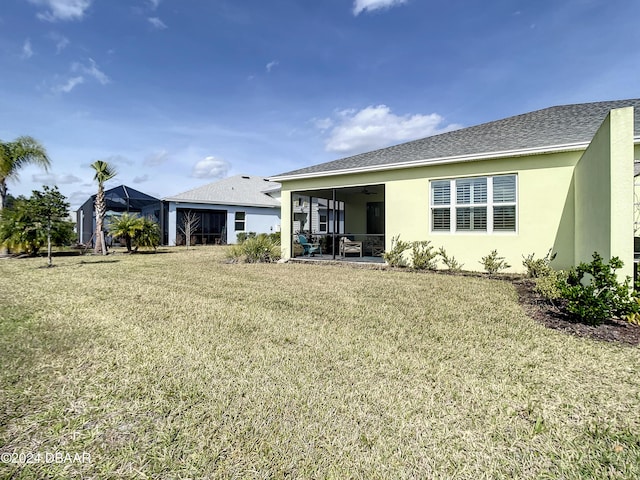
left=513, top=279, right=640, bottom=346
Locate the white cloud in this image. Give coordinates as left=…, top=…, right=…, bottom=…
left=101, top=154, right=133, bottom=166
left=69, top=189, right=93, bottom=207
left=133, top=174, right=149, bottom=184
left=32, top=172, right=82, bottom=184
left=191, top=156, right=230, bottom=179
left=52, top=75, right=84, bottom=94
left=148, top=0, right=161, bottom=9
left=49, top=32, right=70, bottom=54
left=266, top=60, right=279, bottom=73
left=143, top=150, right=169, bottom=166
left=28, top=0, right=92, bottom=22
left=353, top=0, right=407, bottom=16
left=21, top=39, right=34, bottom=59
left=313, top=117, right=333, bottom=130
left=72, top=58, right=109, bottom=84
left=319, top=105, right=461, bottom=155
left=148, top=17, right=167, bottom=29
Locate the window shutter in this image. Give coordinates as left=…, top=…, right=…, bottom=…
left=493, top=175, right=516, bottom=203
left=432, top=181, right=450, bottom=205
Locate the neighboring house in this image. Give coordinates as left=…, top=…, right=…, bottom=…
left=163, top=175, right=281, bottom=245
left=271, top=99, right=640, bottom=277
left=76, top=185, right=163, bottom=245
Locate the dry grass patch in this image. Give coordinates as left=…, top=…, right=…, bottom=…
left=1, top=247, right=639, bottom=479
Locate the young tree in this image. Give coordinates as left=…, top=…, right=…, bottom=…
left=0, top=187, right=74, bottom=261
left=0, top=136, right=50, bottom=255
left=179, top=210, right=200, bottom=249
left=30, top=186, right=72, bottom=267
left=90, top=160, right=117, bottom=255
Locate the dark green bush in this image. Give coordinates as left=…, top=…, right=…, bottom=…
left=559, top=253, right=638, bottom=325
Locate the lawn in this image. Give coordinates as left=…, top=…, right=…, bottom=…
left=1, top=247, right=639, bottom=479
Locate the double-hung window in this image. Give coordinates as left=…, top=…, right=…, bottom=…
left=234, top=211, right=245, bottom=231
left=431, top=175, right=517, bottom=233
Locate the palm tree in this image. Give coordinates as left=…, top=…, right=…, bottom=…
left=108, top=213, right=142, bottom=253
left=90, top=160, right=117, bottom=255
left=0, top=136, right=50, bottom=255
left=0, top=136, right=50, bottom=211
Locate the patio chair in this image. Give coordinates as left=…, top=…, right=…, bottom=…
left=298, top=235, right=322, bottom=256
left=339, top=237, right=363, bottom=257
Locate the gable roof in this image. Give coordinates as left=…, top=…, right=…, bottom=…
left=79, top=184, right=160, bottom=212
left=271, top=99, right=640, bottom=181
left=164, top=175, right=281, bottom=208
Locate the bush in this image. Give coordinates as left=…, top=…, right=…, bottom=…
left=268, top=231, right=281, bottom=243
left=134, top=217, right=160, bottom=251
left=411, top=241, right=438, bottom=270
left=523, top=249, right=556, bottom=278
left=228, top=234, right=281, bottom=263
left=0, top=188, right=75, bottom=255
left=382, top=235, right=411, bottom=267
left=558, top=253, right=638, bottom=325
left=480, top=250, right=511, bottom=274
left=534, top=269, right=567, bottom=300
left=624, top=297, right=640, bottom=325
left=109, top=213, right=160, bottom=252
left=236, top=232, right=256, bottom=243
left=437, top=247, right=463, bottom=271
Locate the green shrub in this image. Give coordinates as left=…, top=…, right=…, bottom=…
left=533, top=269, right=567, bottom=300
left=134, top=217, right=160, bottom=251
left=437, top=247, right=463, bottom=271
left=411, top=241, right=438, bottom=270
left=480, top=250, right=511, bottom=274
left=382, top=235, right=411, bottom=267
left=228, top=234, right=281, bottom=263
left=268, top=231, right=281, bottom=243
left=559, top=252, right=638, bottom=325
left=624, top=296, right=640, bottom=325
left=522, top=249, right=556, bottom=278
left=236, top=231, right=257, bottom=243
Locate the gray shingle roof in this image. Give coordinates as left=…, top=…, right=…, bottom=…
left=272, top=99, right=640, bottom=179
left=164, top=175, right=281, bottom=208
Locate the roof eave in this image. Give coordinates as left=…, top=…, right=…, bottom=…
left=162, top=198, right=280, bottom=208
left=269, top=141, right=600, bottom=182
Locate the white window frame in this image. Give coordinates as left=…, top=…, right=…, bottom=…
left=430, top=174, right=518, bottom=234
left=234, top=211, right=246, bottom=231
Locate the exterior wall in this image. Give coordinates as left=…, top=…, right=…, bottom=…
left=635, top=145, right=640, bottom=237
left=280, top=151, right=580, bottom=271
left=575, top=108, right=634, bottom=279
left=76, top=199, right=94, bottom=245
left=167, top=201, right=280, bottom=246
left=385, top=153, right=578, bottom=272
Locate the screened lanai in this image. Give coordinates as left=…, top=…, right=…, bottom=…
left=291, top=184, right=385, bottom=261
left=76, top=185, right=165, bottom=245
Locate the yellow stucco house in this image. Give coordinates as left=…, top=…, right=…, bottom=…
left=270, top=99, right=640, bottom=277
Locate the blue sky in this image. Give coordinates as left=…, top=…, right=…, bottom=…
left=1, top=0, right=639, bottom=209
